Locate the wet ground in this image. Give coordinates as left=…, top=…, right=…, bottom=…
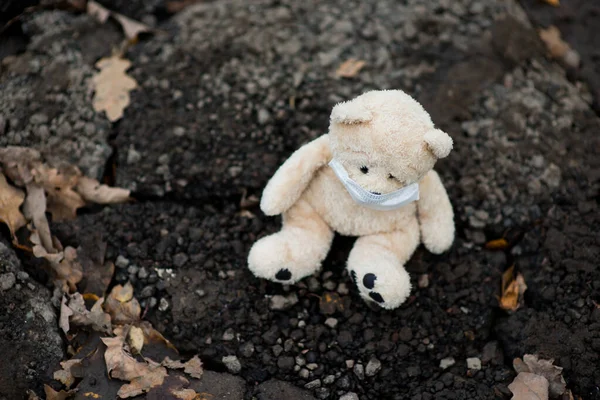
left=0, top=0, right=599, bottom=399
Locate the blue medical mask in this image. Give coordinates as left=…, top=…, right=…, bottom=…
left=328, top=159, right=419, bottom=211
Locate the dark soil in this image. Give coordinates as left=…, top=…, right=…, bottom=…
left=1, top=0, right=600, bottom=399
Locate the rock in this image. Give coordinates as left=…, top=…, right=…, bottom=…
left=277, top=356, right=295, bottom=371
left=239, top=342, right=255, bottom=358
left=115, top=255, right=130, bottom=268
left=222, top=328, right=235, bottom=341
left=366, top=357, right=382, bottom=376
left=222, top=355, right=242, bottom=374
left=257, top=379, right=317, bottom=400
left=324, top=317, right=338, bottom=328
left=440, top=357, right=456, bottom=369
left=189, top=370, right=245, bottom=399
left=418, top=274, right=429, bottom=288
left=353, top=363, right=365, bottom=380
left=467, top=357, right=482, bottom=370
left=340, top=393, right=360, bottom=400
left=0, top=272, right=16, bottom=291
left=304, top=379, right=321, bottom=389
left=269, top=293, right=299, bottom=310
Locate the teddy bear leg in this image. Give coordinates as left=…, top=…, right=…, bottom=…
left=347, top=223, right=420, bottom=310
left=248, top=199, right=334, bottom=284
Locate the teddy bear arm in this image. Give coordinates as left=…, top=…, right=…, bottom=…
left=417, top=170, right=455, bottom=254
left=260, top=134, right=332, bottom=216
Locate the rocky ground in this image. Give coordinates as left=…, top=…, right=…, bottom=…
left=1, top=0, right=599, bottom=399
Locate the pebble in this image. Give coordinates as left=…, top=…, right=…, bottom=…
left=277, top=356, right=295, bottom=371
left=222, top=355, right=242, bottom=374
left=16, top=271, right=29, bottom=281
left=340, top=393, right=359, bottom=400
left=295, top=356, right=306, bottom=366
left=418, top=274, right=429, bottom=288
left=304, top=379, right=321, bottom=389
left=306, top=363, right=318, bottom=370
left=345, top=360, right=355, bottom=368
left=127, top=147, right=141, bottom=165
left=258, top=109, right=271, bottom=125
left=239, top=342, right=254, bottom=358
left=269, top=293, right=299, bottom=310
left=324, top=318, right=338, bottom=328
left=222, top=329, right=235, bottom=341
left=173, top=253, right=189, bottom=268
left=158, top=298, right=169, bottom=312
left=467, top=357, right=482, bottom=370
left=323, top=375, right=335, bottom=385
left=272, top=345, right=283, bottom=357
left=315, top=388, right=329, bottom=399
left=138, top=267, right=149, bottom=279
left=353, top=363, right=365, bottom=380
left=0, top=273, right=16, bottom=291
left=323, top=280, right=336, bottom=290
left=440, top=357, right=456, bottom=369
left=365, top=357, right=382, bottom=376
left=337, top=282, right=349, bottom=295
left=299, top=368, right=310, bottom=379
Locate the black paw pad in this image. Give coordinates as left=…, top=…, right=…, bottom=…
left=363, top=273, right=377, bottom=289
left=275, top=268, right=292, bottom=281
left=351, top=270, right=358, bottom=285
left=369, top=291, right=384, bottom=303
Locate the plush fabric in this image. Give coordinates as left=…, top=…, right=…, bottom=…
left=248, top=90, right=455, bottom=309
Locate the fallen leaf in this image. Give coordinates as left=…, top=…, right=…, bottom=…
left=92, top=56, right=138, bottom=122
left=76, top=176, right=131, bottom=204
left=60, top=295, right=74, bottom=334
left=139, top=320, right=179, bottom=355
left=335, top=59, right=366, bottom=78
left=499, top=266, right=527, bottom=311
left=508, top=372, right=549, bottom=400
left=102, top=334, right=151, bottom=381
left=87, top=1, right=152, bottom=40
left=0, top=146, right=41, bottom=186
left=26, top=389, right=41, bottom=400
left=484, top=238, right=508, bottom=250
left=540, top=0, right=559, bottom=6
left=172, top=388, right=200, bottom=400
left=25, top=185, right=55, bottom=252
left=128, top=326, right=145, bottom=355
left=319, top=292, right=344, bottom=315
left=146, top=375, right=195, bottom=399
left=53, top=359, right=82, bottom=389
left=162, top=355, right=203, bottom=379
left=42, top=166, right=86, bottom=221
left=105, top=282, right=141, bottom=324
left=31, top=231, right=83, bottom=291
left=68, top=293, right=112, bottom=333
left=539, top=26, right=580, bottom=68
left=117, top=366, right=168, bottom=398
left=76, top=233, right=114, bottom=297
left=0, top=172, right=26, bottom=239
left=513, top=354, right=567, bottom=398
left=44, top=385, right=75, bottom=400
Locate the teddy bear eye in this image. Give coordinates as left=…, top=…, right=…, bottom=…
left=360, top=166, right=369, bottom=174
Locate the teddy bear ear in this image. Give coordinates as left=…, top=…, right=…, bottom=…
left=330, top=100, right=373, bottom=125
left=424, top=129, right=453, bottom=159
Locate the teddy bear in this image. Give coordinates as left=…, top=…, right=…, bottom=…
left=248, top=90, right=455, bottom=309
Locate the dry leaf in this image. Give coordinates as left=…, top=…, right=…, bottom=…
left=499, top=266, right=527, bottom=311
left=42, top=166, right=86, bottom=221
left=25, top=185, right=55, bottom=252
left=67, top=293, right=112, bottom=333
left=0, top=172, right=26, bottom=238
left=484, top=238, right=508, bottom=250
left=128, top=326, right=145, bottom=355
left=31, top=231, right=83, bottom=291
left=92, top=56, right=138, bottom=122
left=513, top=354, right=567, bottom=398
left=336, top=59, right=366, bottom=78
left=77, top=233, right=114, bottom=297
left=319, top=292, right=344, bottom=315
left=60, top=295, right=74, bottom=334
left=102, top=334, right=152, bottom=381
left=117, top=366, right=168, bottom=398
left=0, top=146, right=41, bottom=186
left=76, top=176, right=130, bottom=204
left=139, top=320, right=179, bottom=353
left=539, top=26, right=580, bottom=68
left=508, top=372, right=549, bottom=400
left=541, top=0, right=559, bottom=6
left=172, top=388, right=200, bottom=400
left=53, top=359, right=82, bottom=389
left=162, top=355, right=203, bottom=379
left=44, top=385, right=75, bottom=400
left=87, top=1, right=152, bottom=40
left=105, top=282, right=142, bottom=324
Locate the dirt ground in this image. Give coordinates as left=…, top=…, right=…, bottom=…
left=1, top=0, right=599, bottom=399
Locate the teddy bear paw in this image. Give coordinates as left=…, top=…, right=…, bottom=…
left=350, top=268, right=411, bottom=310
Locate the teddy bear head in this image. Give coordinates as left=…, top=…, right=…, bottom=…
left=328, top=90, right=453, bottom=195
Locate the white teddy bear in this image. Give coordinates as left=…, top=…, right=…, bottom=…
left=248, top=90, right=455, bottom=309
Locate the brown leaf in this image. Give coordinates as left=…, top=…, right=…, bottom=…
left=335, top=59, right=366, bottom=78
left=25, top=184, right=55, bottom=252
left=42, top=166, right=86, bottom=221
left=128, top=325, right=145, bottom=355
left=44, top=385, right=75, bottom=400
left=319, top=292, right=344, bottom=315
left=102, top=334, right=152, bottom=381
left=87, top=1, right=152, bottom=40
left=77, top=233, right=114, bottom=297
left=517, top=354, right=567, bottom=398
left=538, top=26, right=580, bottom=68
left=139, top=320, right=179, bottom=355
left=508, top=372, right=549, bottom=400
left=162, top=355, right=203, bottom=379
left=0, top=172, right=26, bottom=239
left=30, top=231, right=83, bottom=291
left=0, top=146, right=42, bottom=186
left=53, top=359, right=82, bottom=389
left=76, top=176, right=131, bottom=204
left=92, top=56, right=138, bottom=122
left=67, top=293, right=112, bottom=333
left=60, top=295, right=74, bottom=334
left=484, top=238, right=508, bottom=250
left=117, top=366, right=168, bottom=398
left=105, top=282, right=141, bottom=324
left=499, top=266, right=527, bottom=311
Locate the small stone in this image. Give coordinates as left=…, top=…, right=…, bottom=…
left=272, top=345, right=283, bottom=357
left=239, top=342, right=254, bottom=358
left=0, top=273, right=16, bottom=291
left=345, top=360, right=355, bottom=369
left=127, top=265, right=139, bottom=275
left=138, top=267, right=149, bottom=279
left=323, top=280, right=336, bottom=290
left=127, top=147, right=141, bottom=164
left=541, top=163, right=561, bottom=188
left=306, top=363, right=318, bottom=370
left=353, top=363, right=364, bottom=380
left=440, top=357, right=456, bottom=369
left=222, top=329, right=235, bottom=341
left=365, top=358, right=382, bottom=376
left=467, top=357, right=482, bottom=370
left=324, top=318, right=338, bottom=329
left=258, top=109, right=271, bottom=125
left=277, top=356, right=295, bottom=371
left=16, top=271, right=29, bottom=281
left=295, top=356, right=306, bottom=366
left=173, top=253, right=189, bottom=268
left=337, top=283, right=349, bottom=295
left=340, top=393, right=359, bottom=400
left=304, top=379, right=321, bottom=389
left=323, top=375, right=335, bottom=385
left=399, top=327, right=413, bottom=342
left=418, top=274, right=429, bottom=288
left=222, top=355, right=242, bottom=374
left=158, top=298, right=169, bottom=312
left=115, top=255, right=129, bottom=268
left=299, top=368, right=310, bottom=379
left=269, top=293, right=299, bottom=310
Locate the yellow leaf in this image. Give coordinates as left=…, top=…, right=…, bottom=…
left=0, top=172, right=26, bottom=239
left=485, top=238, right=508, bottom=250
left=335, top=59, right=366, bottom=78
left=128, top=326, right=144, bottom=354
left=92, top=56, right=138, bottom=122
left=53, top=359, right=82, bottom=389
left=105, top=282, right=141, bottom=324
left=499, top=266, right=527, bottom=311
left=117, top=366, right=168, bottom=398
